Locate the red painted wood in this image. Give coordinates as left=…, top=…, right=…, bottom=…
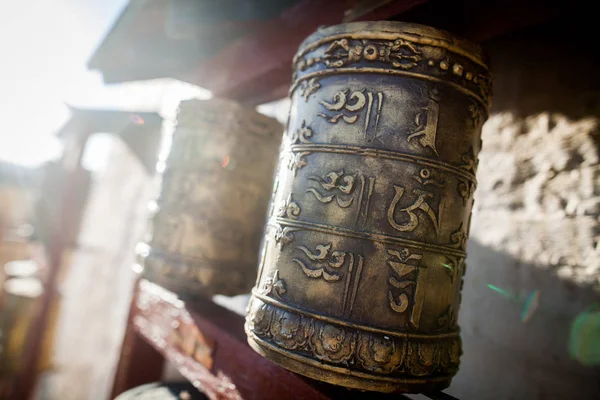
left=132, top=280, right=331, bottom=400
left=130, top=280, right=423, bottom=400
left=110, top=278, right=164, bottom=399
left=179, top=0, right=429, bottom=105
left=177, top=0, right=573, bottom=105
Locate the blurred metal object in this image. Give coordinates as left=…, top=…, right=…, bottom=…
left=246, top=21, right=491, bottom=393
left=342, top=0, right=396, bottom=22
left=141, top=98, right=282, bottom=297
left=114, top=382, right=208, bottom=400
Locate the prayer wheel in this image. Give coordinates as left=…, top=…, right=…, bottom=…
left=246, top=21, right=491, bottom=393
left=140, top=98, right=282, bottom=297
left=114, top=383, right=207, bottom=400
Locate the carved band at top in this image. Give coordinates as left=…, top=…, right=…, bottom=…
left=292, top=34, right=491, bottom=108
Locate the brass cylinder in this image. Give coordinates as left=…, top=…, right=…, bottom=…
left=245, top=22, right=491, bottom=393
left=141, top=98, right=282, bottom=297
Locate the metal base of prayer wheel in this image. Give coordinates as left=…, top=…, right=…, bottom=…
left=140, top=98, right=282, bottom=297
left=246, top=21, right=491, bottom=393
left=115, top=383, right=208, bottom=400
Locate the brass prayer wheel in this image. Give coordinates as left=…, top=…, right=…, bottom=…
left=246, top=21, right=491, bottom=393
left=140, top=98, right=282, bottom=297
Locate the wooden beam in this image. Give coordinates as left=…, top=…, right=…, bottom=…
left=178, top=0, right=428, bottom=105
left=178, top=0, right=579, bottom=105
left=132, top=280, right=332, bottom=400
left=110, top=278, right=164, bottom=399
left=129, top=280, right=460, bottom=399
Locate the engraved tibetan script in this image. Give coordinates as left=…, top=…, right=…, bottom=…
left=407, top=89, right=441, bottom=156
left=387, top=186, right=442, bottom=236
left=318, top=89, right=383, bottom=140
left=293, top=243, right=364, bottom=316
left=306, top=170, right=376, bottom=228
left=307, top=169, right=356, bottom=208
left=323, top=38, right=422, bottom=70
left=387, top=248, right=426, bottom=329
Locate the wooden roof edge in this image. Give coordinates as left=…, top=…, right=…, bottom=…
left=56, top=106, right=163, bottom=138
left=87, top=1, right=140, bottom=70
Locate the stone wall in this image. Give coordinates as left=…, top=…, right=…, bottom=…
left=448, top=19, right=600, bottom=400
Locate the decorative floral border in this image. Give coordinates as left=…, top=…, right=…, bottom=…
left=246, top=297, right=461, bottom=379
left=292, top=37, right=492, bottom=109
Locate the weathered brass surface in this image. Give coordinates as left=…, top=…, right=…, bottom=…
left=141, top=98, right=282, bottom=297
left=245, top=21, right=491, bottom=393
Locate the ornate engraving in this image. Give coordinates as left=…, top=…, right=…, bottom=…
left=387, top=186, right=441, bottom=236
left=355, top=175, right=376, bottom=228
left=311, top=322, right=355, bottom=363
left=317, top=89, right=383, bottom=140
left=443, top=256, right=464, bottom=284
left=293, top=243, right=364, bottom=316
left=406, top=342, right=439, bottom=377
left=322, top=38, right=422, bottom=69
left=457, top=177, right=476, bottom=206
left=386, top=248, right=426, bottom=329
left=289, top=120, right=313, bottom=144
left=292, top=243, right=347, bottom=282
left=245, top=299, right=461, bottom=383
left=270, top=309, right=309, bottom=350
left=289, top=142, right=475, bottom=183
left=299, top=78, right=321, bottom=101
left=261, top=270, right=287, bottom=300
left=412, top=168, right=446, bottom=188
left=357, top=333, right=406, bottom=374
left=450, top=223, right=467, bottom=250
left=307, top=169, right=356, bottom=208
left=246, top=298, right=273, bottom=336
left=287, top=151, right=310, bottom=176
left=407, top=89, right=441, bottom=156
left=460, top=146, right=478, bottom=173
left=468, top=103, right=481, bottom=128
left=474, top=73, right=492, bottom=103
left=272, top=225, right=298, bottom=250
left=277, top=194, right=301, bottom=219
left=318, top=89, right=366, bottom=124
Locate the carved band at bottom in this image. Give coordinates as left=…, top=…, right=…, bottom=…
left=245, top=297, right=460, bottom=393
left=141, top=253, right=255, bottom=297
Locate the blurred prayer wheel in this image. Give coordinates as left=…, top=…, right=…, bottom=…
left=115, top=383, right=208, bottom=400
left=140, top=98, right=282, bottom=297
left=246, top=21, right=491, bottom=393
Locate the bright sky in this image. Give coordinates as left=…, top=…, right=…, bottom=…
left=0, top=0, right=134, bottom=166
left=0, top=0, right=127, bottom=164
